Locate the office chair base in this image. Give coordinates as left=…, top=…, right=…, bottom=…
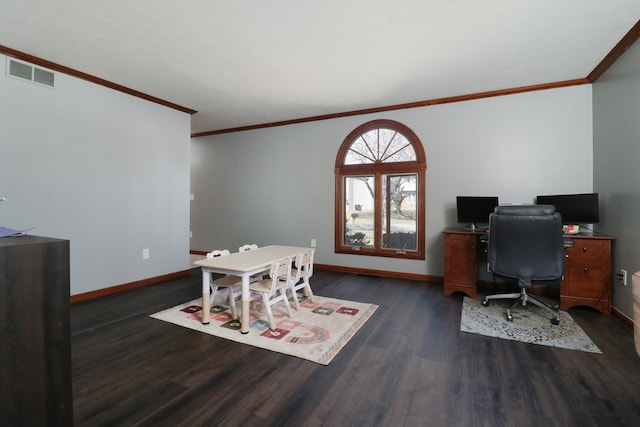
left=482, top=291, right=560, bottom=325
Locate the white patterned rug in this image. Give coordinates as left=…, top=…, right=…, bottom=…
left=151, top=294, right=378, bottom=365
left=460, top=296, right=601, bottom=353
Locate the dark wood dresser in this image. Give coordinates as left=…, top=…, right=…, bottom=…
left=0, top=235, right=72, bottom=426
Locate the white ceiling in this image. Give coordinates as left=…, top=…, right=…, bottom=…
left=1, top=1, right=639, bottom=134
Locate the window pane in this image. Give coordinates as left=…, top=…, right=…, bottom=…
left=345, top=136, right=376, bottom=164
left=381, top=132, right=416, bottom=163
left=344, top=176, right=374, bottom=248
left=382, top=174, right=418, bottom=250
left=344, top=128, right=416, bottom=165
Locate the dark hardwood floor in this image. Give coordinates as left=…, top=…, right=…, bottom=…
left=71, top=269, right=640, bottom=426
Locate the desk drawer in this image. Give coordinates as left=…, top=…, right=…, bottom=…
left=561, top=237, right=612, bottom=313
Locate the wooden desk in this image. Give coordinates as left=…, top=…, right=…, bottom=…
left=442, top=228, right=614, bottom=314
left=194, top=245, right=311, bottom=333
left=443, top=228, right=485, bottom=300
left=561, top=234, right=614, bottom=314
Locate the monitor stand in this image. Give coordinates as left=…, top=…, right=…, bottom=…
left=464, top=223, right=488, bottom=231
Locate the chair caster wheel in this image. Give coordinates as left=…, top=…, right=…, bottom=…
left=506, top=313, right=513, bottom=321
left=482, top=300, right=489, bottom=306
left=551, top=318, right=559, bottom=326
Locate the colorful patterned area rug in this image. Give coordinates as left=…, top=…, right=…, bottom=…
left=460, top=296, right=601, bottom=353
left=150, top=295, right=378, bottom=365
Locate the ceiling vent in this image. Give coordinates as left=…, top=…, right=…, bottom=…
left=7, top=58, right=55, bottom=87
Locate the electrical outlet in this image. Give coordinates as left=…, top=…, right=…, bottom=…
left=621, top=269, right=627, bottom=286
left=311, top=238, right=316, bottom=247
left=143, top=248, right=150, bottom=259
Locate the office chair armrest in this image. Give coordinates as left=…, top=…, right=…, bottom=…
left=563, top=237, right=574, bottom=248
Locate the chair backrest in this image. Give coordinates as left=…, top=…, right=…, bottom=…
left=300, top=249, right=314, bottom=279
left=239, top=244, right=259, bottom=252
left=267, top=256, right=292, bottom=294
left=206, top=249, right=230, bottom=259
left=289, top=251, right=305, bottom=284
left=487, top=204, right=566, bottom=288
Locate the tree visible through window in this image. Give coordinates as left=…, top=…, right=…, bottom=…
left=335, top=119, right=426, bottom=259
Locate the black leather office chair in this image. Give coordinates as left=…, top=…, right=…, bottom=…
left=481, top=204, right=573, bottom=325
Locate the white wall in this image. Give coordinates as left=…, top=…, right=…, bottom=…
left=0, top=54, right=191, bottom=296
left=191, top=85, right=593, bottom=277
left=593, top=39, right=640, bottom=319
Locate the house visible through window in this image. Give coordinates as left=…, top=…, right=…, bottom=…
left=334, top=119, right=426, bottom=259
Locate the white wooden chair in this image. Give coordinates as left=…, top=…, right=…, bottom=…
left=206, top=249, right=242, bottom=320
left=249, top=256, right=294, bottom=330
left=288, top=249, right=315, bottom=310
left=238, top=243, right=267, bottom=281
left=238, top=243, right=259, bottom=252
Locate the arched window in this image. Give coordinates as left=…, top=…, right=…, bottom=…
left=335, top=119, right=426, bottom=259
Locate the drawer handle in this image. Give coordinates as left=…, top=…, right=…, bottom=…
left=582, top=247, right=588, bottom=253
left=583, top=267, right=588, bottom=273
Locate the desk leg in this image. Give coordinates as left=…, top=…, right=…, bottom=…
left=241, top=275, right=251, bottom=334
left=201, top=269, right=211, bottom=325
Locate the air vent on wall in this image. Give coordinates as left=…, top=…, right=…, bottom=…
left=7, top=58, right=55, bottom=87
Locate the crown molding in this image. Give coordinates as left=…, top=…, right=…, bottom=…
left=587, top=19, right=640, bottom=82
left=0, top=44, right=197, bottom=115
left=192, top=79, right=589, bottom=137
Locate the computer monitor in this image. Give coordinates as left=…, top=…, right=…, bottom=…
left=535, top=193, right=599, bottom=225
left=456, top=196, right=499, bottom=230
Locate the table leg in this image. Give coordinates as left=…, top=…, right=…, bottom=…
left=201, top=269, right=211, bottom=325
left=241, top=275, right=251, bottom=334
